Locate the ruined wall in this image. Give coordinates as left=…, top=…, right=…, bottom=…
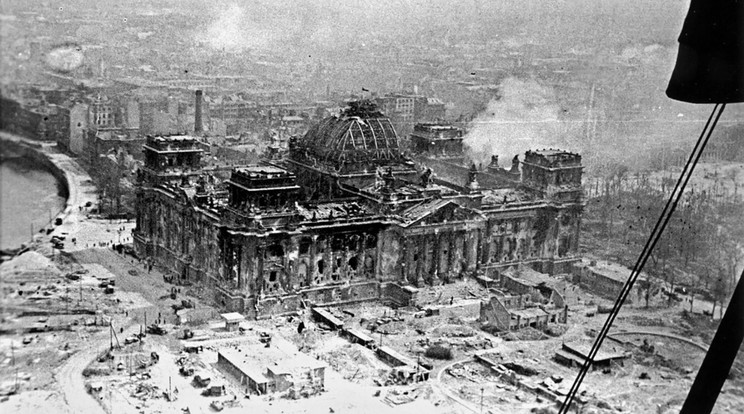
left=226, top=229, right=380, bottom=296
left=438, top=300, right=482, bottom=320
left=134, top=185, right=223, bottom=289
left=214, top=287, right=246, bottom=314
left=379, top=229, right=403, bottom=282
left=255, top=294, right=303, bottom=319
left=480, top=297, right=512, bottom=330
left=478, top=202, right=581, bottom=275
left=496, top=293, right=530, bottom=310
left=549, top=290, right=568, bottom=323
left=381, top=283, right=418, bottom=307
left=483, top=212, right=544, bottom=266
left=302, top=281, right=380, bottom=307
left=181, top=209, right=221, bottom=284
left=571, top=262, right=640, bottom=303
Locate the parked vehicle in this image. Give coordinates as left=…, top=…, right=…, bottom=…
left=146, top=324, right=167, bottom=335
left=201, top=385, right=225, bottom=397
left=192, top=375, right=211, bottom=388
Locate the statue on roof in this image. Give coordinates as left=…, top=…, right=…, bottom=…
left=510, top=155, right=520, bottom=174
left=420, top=167, right=434, bottom=187
left=468, top=163, right=480, bottom=190
left=489, top=155, right=499, bottom=169
left=375, top=166, right=385, bottom=189
left=383, top=167, right=396, bottom=190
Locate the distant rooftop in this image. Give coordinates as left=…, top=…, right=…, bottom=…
left=144, top=134, right=204, bottom=153
left=413, top=123, right=463, bottom=136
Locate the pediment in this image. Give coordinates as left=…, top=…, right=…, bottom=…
left=402, top=199, right=484, bottom=227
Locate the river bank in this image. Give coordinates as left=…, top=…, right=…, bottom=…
left=0, top=135, right=69, bottom=252
left=1, top=131, right=137, bottom=259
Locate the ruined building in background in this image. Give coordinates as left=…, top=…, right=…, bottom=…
left=133, top=101, right=583, bottom=318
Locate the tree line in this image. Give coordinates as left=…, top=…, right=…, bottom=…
left=584, top=161, right=744, bottom=316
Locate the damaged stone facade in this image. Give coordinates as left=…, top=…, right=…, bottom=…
left=133, top=102, right=584, bottom=319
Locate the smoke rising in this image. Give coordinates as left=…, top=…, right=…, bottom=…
left=202, top=4, right=248, bottom=52
left=463, top=77, right=583, bottom=168
left=198, top=3, right=280, bottom=52
left=45, top=43, right=85, bottom=72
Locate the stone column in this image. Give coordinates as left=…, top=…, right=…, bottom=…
left=432, top=231, right=442, bottom=286
left=417, top=235, right=428, bottom=287
left=287, top=237, right=299, bottom=291
left=256, top=242, right=265, bottom=296
left=308, top=235, right=318, bottom=287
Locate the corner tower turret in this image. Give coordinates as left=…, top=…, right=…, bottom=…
left=521, top=149, right=582, bottom=202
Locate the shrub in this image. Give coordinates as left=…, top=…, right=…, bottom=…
left=425, top=345, right=453, bottom=360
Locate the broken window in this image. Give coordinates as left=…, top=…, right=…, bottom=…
left=318, top=238, right=326, bottom=254
left=365, top=234, right=377, bottom=249
left=267, top=243, right=284, bottom=258
left=561, top=214, right=572, bottom=226
left=558, top=235, right=571, bottom=257
left=317, top=259, right=325, bottom=275
left=348, top=235, right=359, bottom=251
left=348, top=256, right=359, bottom=271
left=364, top=255, right=374, bottom=273
left=299, top=238, right=311, bottom=255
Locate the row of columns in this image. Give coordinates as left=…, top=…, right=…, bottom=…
left=404, top=229, right=480, bottom=287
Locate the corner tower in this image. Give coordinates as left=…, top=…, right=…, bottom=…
left=521, top=149, right=583, bottom=203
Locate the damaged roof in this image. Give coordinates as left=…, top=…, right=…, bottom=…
left=296, top=202, right=374, bottom=221
left=296, top=110, right=402, bottom=165
left=399, top=198, right=485, bottom=225
left=481, top=188, right=534, bottom=205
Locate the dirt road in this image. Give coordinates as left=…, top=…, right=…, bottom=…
left=54, top=320, right=140, bottom=414
left=434, top=358, right=480, bottom=413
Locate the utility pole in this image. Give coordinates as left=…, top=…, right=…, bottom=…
left=480, top=387, right=484, bottom=414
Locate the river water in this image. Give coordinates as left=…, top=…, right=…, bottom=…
left=0, top=158, right=66, bottom=250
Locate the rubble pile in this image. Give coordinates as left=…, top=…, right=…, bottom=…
left=130, top=382, right=160, bottom=401
left=431, top=324, right=477, bottom=338
left=382, top=386, right=425, bottom=406
left=317, top=343, right=387, bottom=382
left=447, top=362, right=498, bottom=383
left=501, top=327, right=549, bottom=341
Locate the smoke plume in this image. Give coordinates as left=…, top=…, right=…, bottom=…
left=199, top=4, right=276, bottom=52
left=463, top=77, right=583, bottom=168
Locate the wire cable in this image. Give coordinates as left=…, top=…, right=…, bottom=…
left=558, top=103, right=726, bottom=413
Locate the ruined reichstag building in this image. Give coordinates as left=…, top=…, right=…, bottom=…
left=133, top=101, right=584, bottom=318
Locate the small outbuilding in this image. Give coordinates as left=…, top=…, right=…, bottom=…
left=221, top=312, right=245, bottom=332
